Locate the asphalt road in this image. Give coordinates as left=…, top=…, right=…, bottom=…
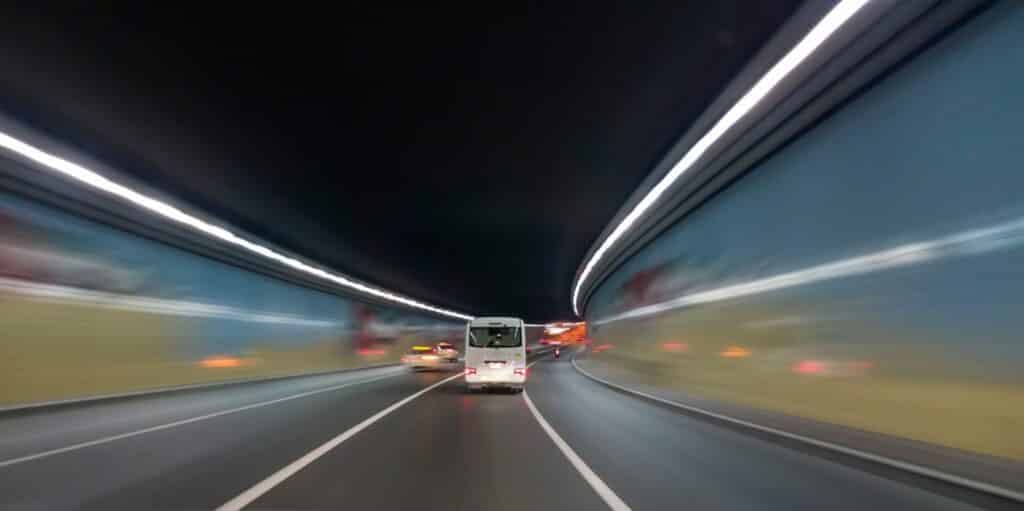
left=0, top=350, right=1005, bottom=510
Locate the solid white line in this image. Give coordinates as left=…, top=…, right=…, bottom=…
left=217, top=372, right=463, bottom=511
left=0, top=370, right=403, bottom=469
left=522, top=391, right=631, bottom=511
left=571, top=355, right=1024, bottom=504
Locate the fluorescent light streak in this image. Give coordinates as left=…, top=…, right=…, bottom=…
left=525, top=321, right=585, bottom=328
left=572, top=0, right=871, bottom=316
left=1, top=277, right=343, bottom=327
left=0, top=132, right=473, bottom=321
left=594, top=215, right=1024, bottom=325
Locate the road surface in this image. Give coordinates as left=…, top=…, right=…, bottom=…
left=0, top=350, right=1006, bottom=510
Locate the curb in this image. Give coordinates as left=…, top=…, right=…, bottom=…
left=0, top=362, right=401, bottom=414
left=571, top=351, right=1024, bottom=504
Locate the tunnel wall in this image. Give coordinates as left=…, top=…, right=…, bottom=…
left=583, top=2, right=1024, bottom=460
left=0, top=189, right=462, bottom=407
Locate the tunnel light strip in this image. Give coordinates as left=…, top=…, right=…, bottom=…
left=0, top=133, right=474, bottom=321
left=572, top=0, right=871, bottom=317
left=593, top=215, right=1024, bottom=325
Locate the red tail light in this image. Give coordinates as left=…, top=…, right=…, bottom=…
left=514, top=368, right=526, bottom=377
left=465, top=367, right=477, bottom=376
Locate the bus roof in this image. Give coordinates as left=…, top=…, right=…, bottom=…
left=468, top=316, right=523, bottom=327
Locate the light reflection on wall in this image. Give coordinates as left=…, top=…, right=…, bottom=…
left=0, top=191, right=461, bottom=406
left=584, top=3, right=1024, bottom=460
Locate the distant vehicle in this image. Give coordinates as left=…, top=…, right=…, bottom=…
left=464, top=317, right=527, bottom=393
left=433, top=341, right=459, bottom=362
left=401, top=345, right=449, bottom=371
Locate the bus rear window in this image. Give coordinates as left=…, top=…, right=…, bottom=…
left=468, top=326, right=522, bottom=348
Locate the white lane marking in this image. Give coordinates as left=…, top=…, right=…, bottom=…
left=527, top=353, right=549, bottom=368
left=217, top=372, right=463, bottom=511
left=0, top=370, right=403, bottom=469
left=522, top=391, right=632, bottom=511
left=571, top=356, right=1024, bottom=504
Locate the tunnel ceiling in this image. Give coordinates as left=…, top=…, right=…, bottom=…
left=0, top=2, right=800, bottom=322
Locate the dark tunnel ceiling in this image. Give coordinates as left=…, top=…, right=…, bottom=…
left=0, top=2, right=801, bottom=322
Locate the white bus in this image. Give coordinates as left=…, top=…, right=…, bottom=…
left=464, top=316, right=527, bottom=392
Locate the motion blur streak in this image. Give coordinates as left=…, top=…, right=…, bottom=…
left=0, top=277, right=341, bottom=327
left=594, top=214, right=1024, bottom=325
left=572, top=0, right=871, bottom=316
left=719, top=346, right=751, bottom=358
left=584, top=2, right=1024, bottom=469
left=2, top=1, right=1023, bottom=509
left=0, top=190, right=463, bottom=406
left=0, top=132, right=473, bottom=321
left=198, top=356, right=251, bottom=369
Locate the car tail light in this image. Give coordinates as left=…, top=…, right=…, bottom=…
left=465, top=367, right=477, bottom=376
left=514, top=368, right=526, bottom=377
